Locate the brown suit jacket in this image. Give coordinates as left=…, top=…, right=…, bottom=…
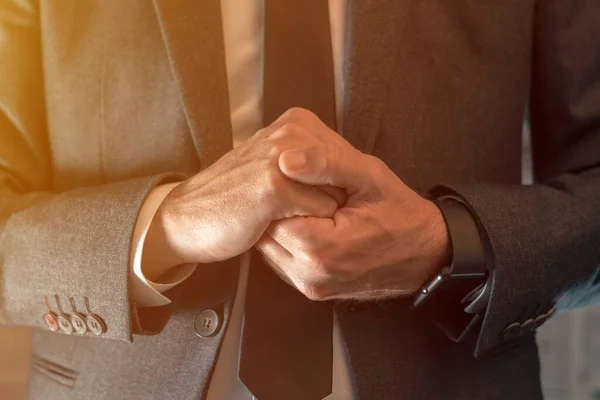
left=1, top=0, right=599, bottom=399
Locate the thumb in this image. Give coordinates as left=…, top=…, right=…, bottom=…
left=279, top=145, right=369, bottom=192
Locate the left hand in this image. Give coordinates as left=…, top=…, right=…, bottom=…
left=255, top=111, right=452, bottom=301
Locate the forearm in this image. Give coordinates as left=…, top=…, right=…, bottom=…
left=0, top=173, right=183, bottom=340
left=137, top=183, right=188, bottom=283
left=130, top=182, right=198, bottom=312
left=434, top=166, right=600, bottom=355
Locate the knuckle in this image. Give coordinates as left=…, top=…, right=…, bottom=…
left=320, top=143, right=341, bottom=176
left=368, top=154, right=387, bottom=174
left=299, top=280, right=328, bottom=301
left=281, top=107, right=313, bottom=122
left=324, top=143, right=338, bottom=164
left=266, top=123, right=302, bottom=152
left=267, top=142, right=289, bottom=158
left=277, top=122, right=302, bottom=139
left=305, top=290, right=324, bottom=301
left=300, top=250, right=330, bottom=276
left=252, top=127, right=270, bottom=140
left=261, top=168, right=284, bottom=201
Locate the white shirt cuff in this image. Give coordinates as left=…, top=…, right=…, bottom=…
left=130, top=182, right=197, bottom=307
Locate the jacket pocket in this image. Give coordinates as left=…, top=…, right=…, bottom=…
left=31, top=355, right=78, bottom=388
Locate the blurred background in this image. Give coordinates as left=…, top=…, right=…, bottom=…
left=538, top=308, right=600, bottom=400
left=1, top=124, right=598, bottom=400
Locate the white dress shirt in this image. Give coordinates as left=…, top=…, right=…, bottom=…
left=130, top=1, right=355, bottom=399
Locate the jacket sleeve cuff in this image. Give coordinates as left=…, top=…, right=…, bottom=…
left=0, top=173, right=185, bottom=342
left=427, top=180, right=598, bottom=357
left=420, top=191, right=490, bottom=344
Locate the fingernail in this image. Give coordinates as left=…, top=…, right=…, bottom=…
left=283, top=150, right=306, bottom=171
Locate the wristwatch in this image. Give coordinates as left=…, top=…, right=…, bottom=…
left=412, top=196, right=490, bottom=315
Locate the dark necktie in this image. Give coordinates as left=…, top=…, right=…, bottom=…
left=238, top=1, right=337, bottom=400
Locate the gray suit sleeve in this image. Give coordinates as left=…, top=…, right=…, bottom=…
left=0, top=175, right=181, bottom=341
left=0, top=0, right=180, bottom=342
left=433, top=0, right=600, bottom=356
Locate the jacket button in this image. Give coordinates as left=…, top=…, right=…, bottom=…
left=533, top=314, right=547, bottom=329
left=501, top=322, right=521, bottom=341
left=44, top=313, right=59, bottom=332
left=57, top=315, right=74, bottom=335
left=195, top=309, right=221, bottom=338
left=70, top=313, right=88, bottom=335
left=86, top=315, right=106, bottom=336
left=520, top=319, right=535, bottom=335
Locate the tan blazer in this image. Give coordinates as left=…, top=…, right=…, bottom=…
left=1, top=0, right=599, bottom=399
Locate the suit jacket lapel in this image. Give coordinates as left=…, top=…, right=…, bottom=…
left=343, top=0, right=415, bottom=154
left=152, top=0, right=233, bottom=168
left=152, top=0, right=411, bottom=164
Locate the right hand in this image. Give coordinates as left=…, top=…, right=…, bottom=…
left=143, top=109, right=347, bottom=276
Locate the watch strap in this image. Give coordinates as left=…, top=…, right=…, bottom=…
left=413, top=197, right=488, bottom=312
left=434, top=196, right=487, bottom=277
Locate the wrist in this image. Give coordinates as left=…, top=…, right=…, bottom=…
left=415, top=199, right=452, bottom=286
left=141, top=204, right=181, bottom=282
left=140, top=182, right=195, bottom=282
